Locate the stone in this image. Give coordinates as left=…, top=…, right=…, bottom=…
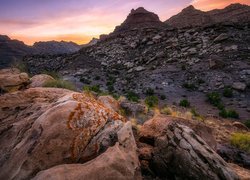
left=232, top=82, right=246, bottom=91
left=98, top=95, right=120, bottom=112
left=214, top=33, right=229, bottom=42
left=140, top=121, right=239, bottom=179
left=0, top=68, right=30, bottom=93
left=29, top=74, right=55, bottom=88
left=0, top=88, right=126, bottom=179
left=135, top=66, right=145, bottom=72
left=33, top=122, right=141, bottom=180
left=232, top=122, right=249, bottom=131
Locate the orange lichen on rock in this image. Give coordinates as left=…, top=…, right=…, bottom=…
left=68, top=93, right=125, bottom=160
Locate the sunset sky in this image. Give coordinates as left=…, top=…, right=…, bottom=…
left=0, top=0, right=249, bottom=45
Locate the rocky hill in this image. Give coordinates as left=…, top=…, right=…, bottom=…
left=165, top=3, right=250, bottom=28
left=0, top=36, right=82, bottom=68
left=24, top=5, right=250, bottom=120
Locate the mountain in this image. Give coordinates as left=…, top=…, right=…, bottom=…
left=0, top=35, right=33, bottom=68
left=0, top=36, right=82, bottom=68
left=165, top=3, right=250, bottom=28
left=33, top=40, right=81, bottom=55
left=114, top=7, right=164, bottom=33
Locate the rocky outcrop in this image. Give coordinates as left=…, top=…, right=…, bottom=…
left=0, top=68, right=30, bottom=93
left=114, top=7, right=164, bottom=33
left=165, top=5, right=213, bottom=28
left=165, top=3, right=250, bottom=28
left=139, top=117, right=239, bottom=179
left=33, top=41, right=81, bottom=55
left=33, top=122, right=141, bottom=180
left=28, top=74, right=55, bottom=88
left=0, top=87, right=127, bottom=179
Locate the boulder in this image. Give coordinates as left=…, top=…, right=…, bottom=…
left=33, top=122, right=141, bottom=180
left=0, top=88, right=126, bottom=179
left=0, top=68, right=30, bottom=93
left=139, top=116, right=239, bottom=179
left=29, top=74, right=55, bottom=88
left=232, top=82, right=246, bottom=91
left=152, top=123, right=238, bottom=179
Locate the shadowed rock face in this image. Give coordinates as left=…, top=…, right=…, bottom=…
left=114, top=7, right=164, bottom=32
left=165, top=3, right=250, bottom=28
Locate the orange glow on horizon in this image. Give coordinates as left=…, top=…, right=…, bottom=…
left=192, top=0, right=250, bottom=11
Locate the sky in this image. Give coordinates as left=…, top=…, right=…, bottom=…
left=0, top=0, right=249, bottom=45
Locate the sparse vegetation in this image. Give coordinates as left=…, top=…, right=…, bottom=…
left=126, top=91, right=140, bottom=102
left=44, top=79, right=76, bottom=90
left=219, top=109, right=239, bottom=119
left=230, top=133, right=250, bottom=153
left=145, top=88, right=155, bottom=96
left=244, top=120, right=250, bottom=128
left=207, top=92, right=222, bottom=108
left=160, top=106, right=172, bottom=115
left=160, top=95, right=166, bottom=100
left=42, top=70, right=60, bottom=79
left=83, top=84, right=102, bottom=93
left=191, top=108, right=205, bottom=121
left=145, top=95, right=159, bottom=108
left=179, top=99, right=190, bottom=107
left=182, top=83, right=197, bottom=91
left=223, top=87, right=233, bottom=98
left=11, top=61, right=28, bottom=73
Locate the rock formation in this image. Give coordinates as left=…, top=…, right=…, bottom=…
left=165, top=3, right=250, bottom=28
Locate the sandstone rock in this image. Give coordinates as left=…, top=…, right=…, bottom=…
left=98, top=95, right=120, bottom=112
left=232, top=82, right=246, bottom=91
left=232, top=122, right=249, bottom=131
left=33, top=122, right=141, bottom=180
left=0, top=68, right=30, bottom=93
left=142, top=122, right=239, bottom=179
left=29, top=74, right=55, bottom=88
left=0, top=88, right=125, bottom=179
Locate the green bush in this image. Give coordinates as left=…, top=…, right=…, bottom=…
left=83, top=85, right=101, bottom=93
left=145, top=96, right=159, bottom=108
left=207, top=92, right=221, bottom=107
left=145, top=88, right=155, bottom=96
left=244, top=120, right=250, bottom=128
left=182, top=83, right=197, bottom=91
left=160, top=95, right=166, bottom=100
left=160, top=106, right=172, bottom=115
left=230, top=133, right=250, bottom=153
left=44, top=79, right=76, bottom=90
left=12, top=61, right=28, bottom=73
left=179, top=99, right=190, bottom=107
left=219, top=109, right=239, bottom=119
left=126, top=91, right=140, bottom=102
left=223, top=87, right=233, bottom=98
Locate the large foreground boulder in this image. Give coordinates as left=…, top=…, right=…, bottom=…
left=139, top=116, right=239, bottom=179
left=0, top=88, right=130, bottom=179
left=33, top=122, right=141, bottom=180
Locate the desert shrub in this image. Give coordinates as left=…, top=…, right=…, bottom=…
left=182, top=83, right=197, bottom=91
left=83, top=85, right=101, bottom=93
left=181, top=64, right=186, bottom=70
left=197, top=79, right=205, bottom=84
left=230, top=133, right=250, bottom=153
left=207, top=92, right=221, bottom=107
left=11, top=61, right=28, bottom=73
left=219, top=109, right=239, bottom=119
left=160, top=95, right=166, bottom=100
left=191, top=108, right=205, bottom=121
left=160, top=106, right=172, bottom=115
left=145, top=96, right=159, bottom=108
left=126, top=91, right=140, bottom=102
left=179, top=99, right=190, bottom=107
left=44, top=79, right=76, bottom=90
left=145, top=88, right=155, bottom=96
left=223, top=87, right=233, bottom=98
left=244, top=120, right=250, bottom=128
left=42, top=70, right=60, bottom=79
left=80, top=77, right=91, bottom=84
